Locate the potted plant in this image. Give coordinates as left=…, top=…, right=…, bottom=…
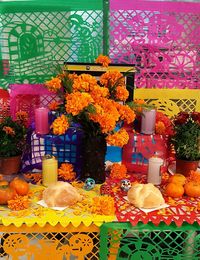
left=170, top=111, right=200, bottom=176
left=0, top=111, right=28, bottom=175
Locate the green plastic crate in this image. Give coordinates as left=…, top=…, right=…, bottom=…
left=0, top=0, right=109, bottom=87
left=100, top=222, right=200, bottom=259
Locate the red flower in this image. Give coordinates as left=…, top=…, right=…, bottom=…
left=191, top=112, right=200, bottom=124
left=174, top=112, right=200, bottom=126
left=173, top=112, right=189, bottom=125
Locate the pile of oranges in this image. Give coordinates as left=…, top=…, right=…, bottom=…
left=0, top=177, right=29, bottom=205
left=165, top=171, right=200, bottom=198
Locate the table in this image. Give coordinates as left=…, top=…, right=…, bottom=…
left=100, top=222, right=200, bottom=259
left=0, top=175, right=200, bottom=259
left=99, top=174, right=200, bottom=259
left=0, top=183, right=113, bottom=259
left=0, top=223, right=100, bottom=259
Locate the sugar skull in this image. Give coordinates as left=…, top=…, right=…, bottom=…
left=100, top=184, right=111, bottom=195
left=84, top=178, right=95, bottom=191
left=120, top=179, right=131, bottom=192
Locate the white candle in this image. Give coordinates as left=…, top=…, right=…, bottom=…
left=147, top=157, right=164, bottom=185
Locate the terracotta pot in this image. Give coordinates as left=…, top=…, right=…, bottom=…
left=0, top=155, right=21, bottom=175
left=176, top=158, right=199, bottom=177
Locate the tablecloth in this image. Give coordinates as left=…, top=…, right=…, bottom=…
left=0, top=174, right=200, bottom=228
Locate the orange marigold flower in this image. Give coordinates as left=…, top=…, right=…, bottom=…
left=48, top=101, right=60, bottom=111
left=24, top=173, right=42, bottom=184
left=115, top=86, right=129, bottom=101
left=45, top=77, right=62, bottom=92
left=92, top=113, right=117, bottom=133
left=95, top=54, right=111, bottom=67
left=3, top=126, right=15, bottom=136
left=187, top=170, right=200, bottom=184
left=155, top=121, right=166, bottom=135
left=117, top=104, right=136, bottom=124
left=106, top=128, right=129, bottom=147
left=51, top=114, right=69, bottom=135
left=68, top=73, right=79, bottom=81
left=89, top=100, right=119, bottom=133
left=90, top=85, right=109, bottom=100
left=90, top=104, right=104, bottom=115
left=58, top=163, right=76, bottom=181
left=72, top=74, right=97, bottom=92
left=8, top=195, right=30, bottom=211
left=134, top=99, right=146, bottom=105
left=133, top=99, right=147, bottom=113
left=100, top=70, right=124, bottom=88
left=110, top=163, right=127, bottom=179
left=91, top=98, right=120, bottom=122
left=91, top=196, right=115, bottom=215
left=66, top=92, right=94, bottom=116
left=16, top=111, right=28, bottom=126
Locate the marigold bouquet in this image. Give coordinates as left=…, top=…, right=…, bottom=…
left=45, top=55, right=137, bottom=183
left=45, top=55, right=136, bottom=147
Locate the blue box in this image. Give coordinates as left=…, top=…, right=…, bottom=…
left=105, top=145, right=122, bottom=163
left=44, top=127, right=83, bottom=174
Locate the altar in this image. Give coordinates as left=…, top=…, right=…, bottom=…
left=0, top=0, right=200, bottom=259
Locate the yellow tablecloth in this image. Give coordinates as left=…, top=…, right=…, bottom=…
left=0, top=184, right=116, bottom=227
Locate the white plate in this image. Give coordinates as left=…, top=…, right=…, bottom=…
left=124, top=196, right=169, bottom=213
left=37, top=200, right=67, bottom=211
left=168, top=161, right=200, bottom=175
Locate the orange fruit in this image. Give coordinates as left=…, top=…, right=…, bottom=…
left=184, top=181, right=200, bottom=198
left=10, top=178, right=29, bottom=196
left=168, top=174, right=186, bottom=186
left=165, top=182, right=184, bottom=198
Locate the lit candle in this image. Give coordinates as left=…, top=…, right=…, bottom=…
left=35, top=107, right=49, bottom=135
left=147, top=157, right=164, bottom=185
left=42, top=155, right=58, bottom=186
left=141, top=109, right=156, bottom=135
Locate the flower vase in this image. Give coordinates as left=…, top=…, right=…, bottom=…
left=80, top=134, right=107, bottom=184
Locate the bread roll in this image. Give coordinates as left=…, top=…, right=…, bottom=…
left=127, top=183, right=165, bottom=209
left=43, top=181, right=82, bottom=207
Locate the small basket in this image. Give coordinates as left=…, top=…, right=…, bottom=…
left=21, top=126, right=83, bottom=176
left=44, top=128, right=83, bottom=174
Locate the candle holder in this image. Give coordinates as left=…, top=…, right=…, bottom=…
left=42, top=155, right=58, bottom=186
left=35, top=107, right=49, bottom=135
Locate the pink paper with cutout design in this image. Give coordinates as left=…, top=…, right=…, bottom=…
left=110, top=0, right=200, bottom=89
